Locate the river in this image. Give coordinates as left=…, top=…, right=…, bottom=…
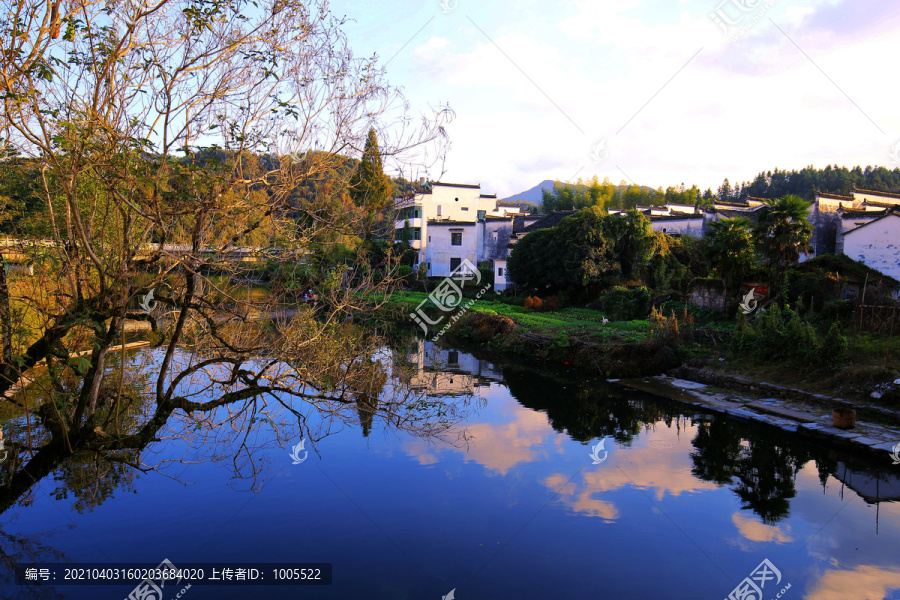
left=2, top=341, right=899, bottom=599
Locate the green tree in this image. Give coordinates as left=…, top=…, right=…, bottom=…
left=349, top=128, right=393, bottom=240
left=704, top=217, right=755, bottom=299
left=753, top=195, right=813, bottom=290
left=602, top=208, right=652, bottom=279
left=507, top=228, right=565, bottom=292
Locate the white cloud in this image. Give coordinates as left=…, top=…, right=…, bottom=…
left=335, top=0, right=900, bottom=196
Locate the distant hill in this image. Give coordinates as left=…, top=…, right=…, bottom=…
left=504, top=179, right=555, bottom=205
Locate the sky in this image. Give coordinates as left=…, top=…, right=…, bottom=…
left=327, top=0, right=900, bottom=198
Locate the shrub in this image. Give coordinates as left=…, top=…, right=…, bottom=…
left=731, top=305, right=847, bottom=368
left=531, top=296, right=543, bottom=311
left=594, top=286, right=651, bottom=321
left=524, top=296, right=534, bottom=311
left=396, top=265, right=413, bottom=284
left=819, top=322, right=848, bottom=369
left=543, top=295, right=559, bottom=312
left=819, top=299, right=854, bottom=325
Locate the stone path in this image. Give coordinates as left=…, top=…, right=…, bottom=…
left=616, top=375, right=900, bottom=462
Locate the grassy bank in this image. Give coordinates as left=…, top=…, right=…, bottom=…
left=387, top=290, right=651, bottom=342
left=381, top=291, right=734, bottom=378
left=380, top=290, right=900, bottom=407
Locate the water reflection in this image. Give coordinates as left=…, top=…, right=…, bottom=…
left=2, top=340, right=900, bottom=599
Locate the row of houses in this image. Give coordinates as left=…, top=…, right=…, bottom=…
left=394, top=183, right=900, bottom=291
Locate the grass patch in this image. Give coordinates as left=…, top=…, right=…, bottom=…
left=384, top=291, right=651, bottom=342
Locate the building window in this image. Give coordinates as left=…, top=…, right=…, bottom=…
left=437, top=205, right=442, bottom=216
left=461, top=207, right=469, bottom=211
left=447, top=351, right=459, bottom=366
left=497, top=267, right=504, bottom=277
left=477, top=210, right=486, bottom=220
left=450, top=257, right=461, bottom=271
left=428, top=235, right=431, bottom=242
left=414, top=228, right=421, bottom=240
left=451, top=232, right=462, bottom=246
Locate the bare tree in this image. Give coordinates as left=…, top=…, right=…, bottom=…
left=0, top=0, right=455, bottom=506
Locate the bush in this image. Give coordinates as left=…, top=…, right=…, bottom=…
left=820, top=322, right=849, bottom=368
left=593, top=286, right=651, bottom=321
left=818, top=299, right=854, bottom=326
left=396, top=265, right=414, bottom=284
left=731, top=305, right=848, bottom=368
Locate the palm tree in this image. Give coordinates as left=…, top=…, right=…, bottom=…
left=705, top=216, right=755, bottom=299
left=752, top=195, right=813, bottom=289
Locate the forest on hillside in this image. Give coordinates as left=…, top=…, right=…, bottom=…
left=541, top=164, right=900, bottom=213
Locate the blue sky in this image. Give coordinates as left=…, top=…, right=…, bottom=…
left=329, top=0, right=900, bottom=197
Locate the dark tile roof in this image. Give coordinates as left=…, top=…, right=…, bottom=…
left=817, top=192, right=854, bottom=201
left=714, top=200, right=752, bottom=208
left=843, top=209, right=900, bottom=235
left=862, top=199, right=899, bottom=208
left=841, top=208, right=887, bottom=219
left=427, top=219, right=475, bottom=226
left=649, top=214, right=704, bottom=222
left=433, top=182, right=481, bottom=189
left=521, top=210, right=578, bottom=233
left=512, top=215, right=541, bottom=233
left=853, top=187, right=900, bottom=200
left=481, top=194, right=498, bottom=199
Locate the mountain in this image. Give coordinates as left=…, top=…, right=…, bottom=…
left=503, top=179, right=555, bottom=205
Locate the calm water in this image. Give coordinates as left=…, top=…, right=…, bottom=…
left=2, top=342, right=900, bottom=600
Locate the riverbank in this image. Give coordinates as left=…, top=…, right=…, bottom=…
left=615, top=373, right=900, bottom=463
left=381, top=290, right=900, bottom=458
left=385, top=290, right=731, bottom=378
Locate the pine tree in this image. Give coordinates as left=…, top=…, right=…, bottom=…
left=349, top=128, right=391, bottom=208
left=349, top=128, right=392, bottom=239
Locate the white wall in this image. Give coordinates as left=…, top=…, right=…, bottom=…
left=853, top=191, right=900, bottom=207
left=842, top=214, right=900, bottom=282
left=494, top=259, right=508, bottom=292
left=651, top=218, right=704, bottom=236
left=425, top=223, right=479, bottom=277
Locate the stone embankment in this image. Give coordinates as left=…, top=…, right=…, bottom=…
left=615, top=370, right=900, bottom=462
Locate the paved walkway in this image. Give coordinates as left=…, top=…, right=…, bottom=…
left=615, top=375, right=900, bottom=462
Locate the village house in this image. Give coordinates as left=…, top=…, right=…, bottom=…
left=838, top=211, right=900, bottom=284
left=397, top=182, right=900, bottom=295
left=810, top=188, right=900, bottom=277
left=393, top=182, right=536, bottom=290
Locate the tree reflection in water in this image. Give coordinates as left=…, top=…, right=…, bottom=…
left=497, top=358, right=896, bottom=526
left=0, top=334, right=481, bottom=598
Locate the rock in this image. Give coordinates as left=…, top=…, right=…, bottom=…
left=871, top=391, right=883, bottom=399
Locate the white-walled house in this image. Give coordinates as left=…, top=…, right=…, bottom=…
left=393, top=182, right=530, bottom=289
left=649, top=214, right=704, bottom=236
left=839, top=211, right=900, bottom=283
